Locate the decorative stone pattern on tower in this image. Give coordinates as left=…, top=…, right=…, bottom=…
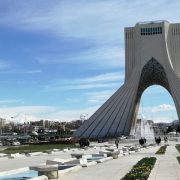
left=74, top=21, right=180, bottom=138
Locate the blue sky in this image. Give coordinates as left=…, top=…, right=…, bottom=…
left=0, top=0, right=179, bottom=123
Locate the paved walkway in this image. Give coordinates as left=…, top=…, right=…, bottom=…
left=149, top=145, right=180, bottom=180
left=61, top=146, right=159, bottom=180
left=0, top=142, right=179, bottom=180
left=0, top=148, right=99, bottom=172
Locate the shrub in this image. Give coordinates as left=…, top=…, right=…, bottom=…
left=177, top=156, right=180, bottom=164
left=175, top=145, right=180, bottom=153
left=121, top=157, right=156, bottom=180
left=155, top=145, right=167, bottom=154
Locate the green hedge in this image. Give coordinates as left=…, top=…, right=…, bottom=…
left=177, top=156, right=180, bottom=164
left=155, top=145, right=167, bottom=154
left=121, top=157, right=156, bottom=180
left=0, top=144, right=77, bottom=154
left=175, top=145, right=180, bottom=153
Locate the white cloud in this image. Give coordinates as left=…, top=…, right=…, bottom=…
left=151, top=104, right=175, bottom=112
left=83, top=72, right=124, bottom=83
left=0, top=59, right=13, bottom=69
left=45, top=72, right=123, bottom=91
left=0, top=0, right=179, bottom=122
left=66, top=98, right=81, bottom=103
left=0, top=105, right=100, bottom=122
left=137, top=113, right=176, bottom=123
left=138, top=104, right=178, bottom=123
left=139, top=104, right=176, bottom=113
left=46, top=82, right=120, bottom=91
left=75, top=46, right=125, bottom=69
left=36, top=46, right=125, bottom=69
left=0, top=69, right=42, bottom=74
left=0, top=99, right=23, bottom=104
left=152, top=117, right=175, bottom=123
left=1, top=0, right=179, bottom=71
left=0, top=0, right=178, bottom=40
left=0, top=103, right=177, bottom=124
left=44, top=105, right=100, bottom=121
left=0, top=106, right=57, bottom=121
left=10, top=113, right=38, bottom=124
left=20, top=70, right=42, bottom=74
left=1, top=0, right=180, bottom=70
left=87, top=90, right=115, bottom=104
left=1, top=1, right=180, bottom=47
left=0, top=59, right=42, bottom=74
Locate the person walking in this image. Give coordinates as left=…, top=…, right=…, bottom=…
left=115, top=138, right=119, bottom=149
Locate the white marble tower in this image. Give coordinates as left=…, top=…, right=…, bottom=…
left=74, top=21, right=180, bottom=138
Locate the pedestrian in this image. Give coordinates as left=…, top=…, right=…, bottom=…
left=139, top=138, right=145, bottom=146
left=164, top=136, right=168, bottom=143
left=115, top=138, right=119, bottom=149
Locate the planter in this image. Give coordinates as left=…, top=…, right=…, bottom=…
left=121, top=157, right=156, bottom=180
left=155, top=145, right=167, bottom=154
left=112, top=153, right=118, bottom=159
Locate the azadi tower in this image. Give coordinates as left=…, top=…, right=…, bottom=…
left=74, top=20, right=180, bottom=138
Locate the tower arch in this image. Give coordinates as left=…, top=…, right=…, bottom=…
left=74, top=21, right=180, bottom=138
left=130, top=58, right=173, bottom=132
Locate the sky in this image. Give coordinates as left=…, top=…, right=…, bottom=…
left=0, top=0, right=179, bottom=123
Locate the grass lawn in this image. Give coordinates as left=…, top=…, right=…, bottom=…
left=155, top=145, right=167, bottom=154
left=121, top=157, right=156, bottom=180
left=175, top=144, right=180, bottom=153
left=177, top=156, right=180, bottom=164
left=0, top=143, right=78, bottom=154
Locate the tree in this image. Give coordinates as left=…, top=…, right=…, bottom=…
left=176, top=125, right=180, bottom=133
left=166, top=126, right=173, bottom=133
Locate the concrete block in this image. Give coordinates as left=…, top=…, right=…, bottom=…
left=111, top=153, right=118, bottom=159
left=84, top=161, right=97, bottom=167
left=38, top=170, right=58, bottom=179
left=46, top=158, right=77, bottom=165
left=118, top=154, right=123, bottom=157
left=27, top=152, right=42, bottom=157
left=30, top=165, right=58, bottom=179
left=71, top=153, right=83, bottom=159
left=97, top=157, right=113, bottom=163
left=63, top=148, right=69, bottom=152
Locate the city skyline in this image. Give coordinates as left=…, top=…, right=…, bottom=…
left=0, top=0, right=179, bottom=122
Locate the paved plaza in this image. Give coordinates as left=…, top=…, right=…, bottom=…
left=61, top=145, right=160, bottom=180
left=149, top=145, right=180, bottom=180
left=0, top=141, right=179, bottom=180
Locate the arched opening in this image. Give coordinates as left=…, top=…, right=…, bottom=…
left=138, top=85, right=177, bottom=123
left=131, top=58, right=178, bottom=137
left=133, top=85, right=178, bottom=138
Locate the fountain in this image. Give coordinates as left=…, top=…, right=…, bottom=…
left=133, top=118, right=155, bottom=139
